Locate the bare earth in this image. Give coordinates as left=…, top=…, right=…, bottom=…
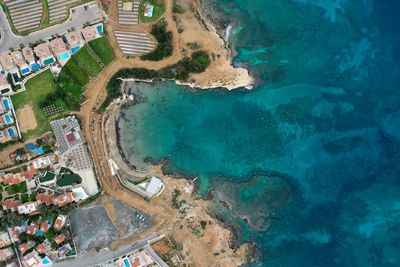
left=16, top=104, right=37, bottom=133
left=74, top=0, right=254, bottom=265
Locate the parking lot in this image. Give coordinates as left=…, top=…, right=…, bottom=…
left=70, top=198, right=154, bottom=252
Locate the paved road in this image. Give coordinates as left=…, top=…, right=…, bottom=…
left=0, top=2, right=102, bottom=53
left=54, top=232, right=163, bottom=267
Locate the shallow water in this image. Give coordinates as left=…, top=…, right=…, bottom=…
left=118, top=0, right=400, bottom=266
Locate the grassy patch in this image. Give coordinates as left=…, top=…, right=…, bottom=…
left=62, top=58, right=90, bottom=86
left=6, top=181, right=27, bottom=195
left=40, top=0, right=50, bottom=27
left=139, top=0, right=165, bottom=23
left=140, top=20, right=172, bottom=61
left=89, top=37, right=115, bottom=65
left=12, top=70, right=65, bottom=138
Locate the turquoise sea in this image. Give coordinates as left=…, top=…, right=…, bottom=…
left=118, top=0, right=400, bottom=266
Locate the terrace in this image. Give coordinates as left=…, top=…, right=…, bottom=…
left=49, top=38, right=70, bottom=66
left=22, top=47, right=36, bottom=64
left=0, top=53, right=17, bottom=73
left=33, top=43, right=55, bottom=66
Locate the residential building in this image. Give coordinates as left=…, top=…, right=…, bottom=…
left=54, top=234, right=65, bottom=245
left=71, top=186, right=89, bottom=202
left=26, top=225, right=37, bottom=236
left=65, top=31, right=85, bottom=54
left=58, top=243, right=72, bottom=257
left=81, top=25, right=99, bottom=42
left=40, top=221, right=50, bottom=233
left=19, top=240, right=35, bottom=255
left=0, top=247, right=14, bottom=261
left=33, top=43, right=55, bottom=66
left=21, top=250, right=41, bottom=267
left=10, top=50, right=25, bottom=66
left=18, top=202, right=39, bottom=215
left=11, top=226, right=22, bottom=242
left=50, top=38, right=70, bottom=66
left=1, top=200, right=20, bottom=212
left=32, top=156, right=52, bottom=169
left=53, top=215, right=66, bottom=231
left=22, top=47, right=36, bottom=64
left=52, top=193, right=74, bottom=207
left=0, top=75, right=11, bottom=93
left=0, top=231, right=11, bottom=248
left=36, top=243, right=47, bottom=254
left=0, top=53, right=17, bottom=73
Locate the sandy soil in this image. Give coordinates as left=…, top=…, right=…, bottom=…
left=16, top=104, right=37, bottom=133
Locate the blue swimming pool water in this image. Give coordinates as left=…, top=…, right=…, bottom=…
left=3, top=99, right=9, bottom=110
left=124, top=258, right=131, bottom=267
left=97, top=24, right=103, bottom=34
left=31, top=63, right=41, bottom=71
left=59, top=52, right=70, bottom=61
left=70, top=45, right=80, bottom=54
left=21, top=67, right=30, bottom=75
left=42, top=257, right=51, bottom=264
left=5, top=115, right=12, bottom=124
left=43, top=57, right=55, bottom=65
left=7, top=128, right=15, bottom=138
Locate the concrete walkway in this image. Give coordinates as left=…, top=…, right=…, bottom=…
left=0, top=2, right=102, bottom=53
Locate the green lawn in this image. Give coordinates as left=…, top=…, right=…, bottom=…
left=139, top=0, right=165, bottom=23
left=12, top=70, right=64, bottom=138
left=71, top=46, right=102, bottom=77
left=6, top=181, right=27, bottom=195
left=89, top=37, right=115, bottom=65
left=61, top=58, right=90, bottom=86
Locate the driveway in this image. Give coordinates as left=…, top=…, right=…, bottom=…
left=0, top=2, right=102, bottom=53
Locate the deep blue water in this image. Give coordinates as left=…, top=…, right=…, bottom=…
left=118, top=0, right=400, bottom=266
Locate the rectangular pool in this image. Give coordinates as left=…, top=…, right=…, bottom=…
left=21, top=67, right=31, bottom=75
left=31, top=63, right=41, bottom=71
left=71, top=45, right=80, bottom=54
left=3, top=99, right=9, bottom=110
left=59, top=52, right=70, bottom=61
left=5, top=114, right=12, bottom=124
left=124, top=258, right=131, bottom=267
left=97, top=23, right=103, bottom=35
left=43, top=57, right=55, bottom=65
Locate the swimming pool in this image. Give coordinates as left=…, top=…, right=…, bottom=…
left=97, top=23, right=103, bottom=34
left=21, top=67, right=31, bottom=75
left=124, top=258, right=131, bottom=267
left=7, top=128, right=15, bottom=138
left=3, top=99, right=9, bottom=110
left=59, top=52, right=70, bottom=61
left=43, top=57, right=55, bottom=65
left=42, top=257, right=51, bottom=264
left=5, top=115, right=12, bottom=124
left=70, top=45, right=80, bottom=54
left=31, top=63, right=41, bottom=71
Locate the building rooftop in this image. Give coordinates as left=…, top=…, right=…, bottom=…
left=53, top=193, right=74, bottom=207
left=65, top=31, right=83, bottom=47
left=22, top=47, right=35, bottom=63
left=19, top=241, right=34, bottom=254
left=50, top=38, right=67, bottom=55
left=0, top=75, right=11, bottom=90
left=0, top=53, right=15, bottom=72
left=40, top=221, right=50, bottom=232
left=81, top=25, right=98, bottom=42
left=10, top=50, right=25, bottom=66
left=26, top=225, right=37, bottom=235
left=20, top=166, right=38, bottom=179
left=36, top=243, right=46, bottom=254
left=1, top=173, right=22, bottom=185
left=0, top=231, right=11, bottom=249
left=18, top=201, right=39, bottom=215
left=33, top=43, right=52, bottom=59
left=36, top=193, right=54, bottom=205
left=22, top=250, right=41, bottom=267
left=54, top=215, right=66, bottom=231
left=1, top=200, right=20, bottom=211
left=54, top=234, right=65, bottom=245
left=0, top=247, right=14, bottom=261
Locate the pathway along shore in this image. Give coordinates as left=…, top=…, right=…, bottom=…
left=76, top=0, right=254, bottom=265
